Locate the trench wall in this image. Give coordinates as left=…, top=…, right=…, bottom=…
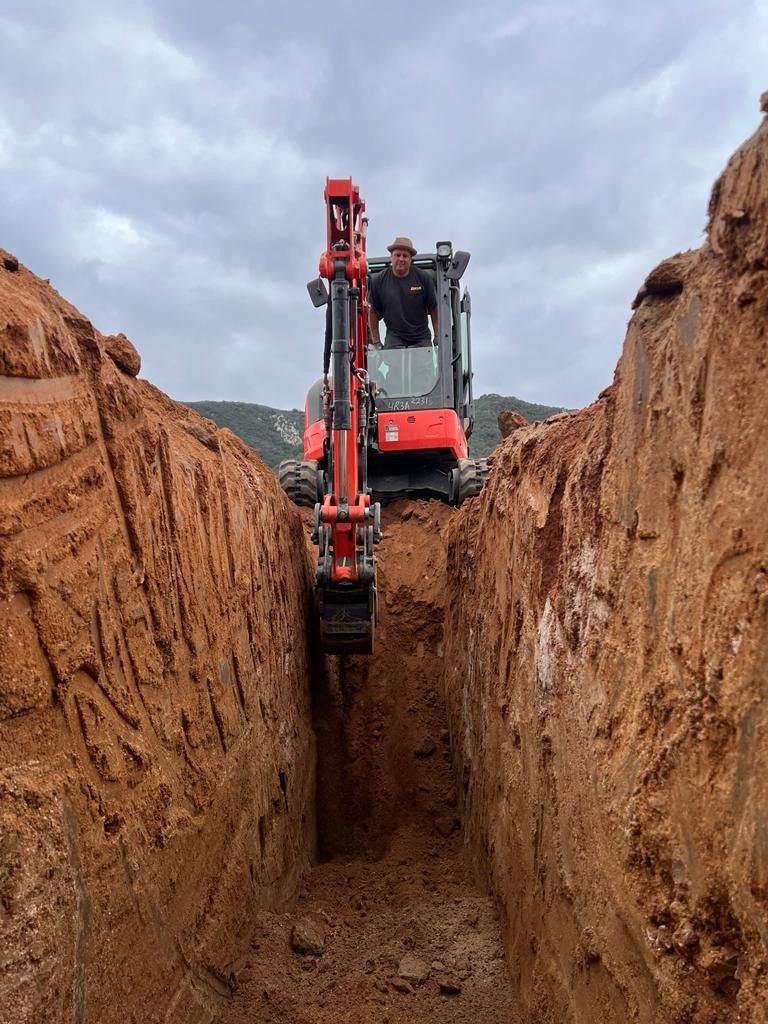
left=0, top=259, right=315, bottom=1024
left=444, top=114, right=768, bottom=1021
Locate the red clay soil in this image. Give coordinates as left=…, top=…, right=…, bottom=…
left=0, top=262, right=315, bottom=1024
left=222, top=502, right=519, bottom=1023
left=3, top=97, right=768, bottom=1024
left=443, top=104, right=768, bottom=1023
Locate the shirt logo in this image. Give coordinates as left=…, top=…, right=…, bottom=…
left=410, top=285, right=422, bottom=292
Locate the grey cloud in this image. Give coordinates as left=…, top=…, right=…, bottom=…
left=1, top=1, right=765, bottom=411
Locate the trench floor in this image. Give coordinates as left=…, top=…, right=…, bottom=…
left=221, top=823, right=519, bottom=1024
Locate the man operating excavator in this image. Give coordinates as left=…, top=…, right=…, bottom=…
left=367, top=236, right=438, bottom=349
left=280, top=180, right=488, bottom=653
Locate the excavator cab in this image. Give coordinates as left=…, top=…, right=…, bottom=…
left=361, top=244, right=486, bottom=505
left=281, top=242, right=487, bottom=510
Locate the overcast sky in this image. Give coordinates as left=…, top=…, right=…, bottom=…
left=1, top=1, right=765, bottom=410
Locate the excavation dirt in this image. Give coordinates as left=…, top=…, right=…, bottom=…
left=222, top=502, right=519, bottom=1024
left=3, top=97, right=768, bottom=1024
left=224, top=829, right=515, bottom=1024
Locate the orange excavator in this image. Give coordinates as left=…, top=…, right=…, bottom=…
left=280, top=179, right=486, bottom=655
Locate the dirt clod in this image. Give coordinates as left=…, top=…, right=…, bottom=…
left=181, top=418, right=220, bottom=450
left=398, top=954, right=430, bottom=985
left=103, top=331, right=141, bottom=375
left=434, top=815, right=457, bottom=837
left=498, top=409, right=528, bottom=438
left=291, top=916, right=328, bottom=956
left=390, top=976, right=413, bottom=994
left=439, top=975, right=463, bottom=995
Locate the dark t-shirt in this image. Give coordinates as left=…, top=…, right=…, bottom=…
left=369, top=266, right=437, bottom=346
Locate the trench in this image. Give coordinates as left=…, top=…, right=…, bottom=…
left=219, top=500, right=520, bottom=1024
left=5, top=118, right=768, bottom=1021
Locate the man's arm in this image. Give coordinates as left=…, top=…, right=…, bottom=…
left=430, top=307, right=438, bottom=340
left=368, top=306, right=383, bottom=347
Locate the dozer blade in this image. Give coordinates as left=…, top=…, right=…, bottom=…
left=317, top=584, right=376, bottom=655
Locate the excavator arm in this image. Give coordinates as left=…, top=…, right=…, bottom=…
left=310, top=179, right=381, bottom=654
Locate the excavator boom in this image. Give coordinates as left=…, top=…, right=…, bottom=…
left=310, top=179, right=381, bottom=654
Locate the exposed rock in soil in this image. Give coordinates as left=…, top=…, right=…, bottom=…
left=498, top=409, right=528, bottom=438
left=398, top=954, right=430, bottom=984
left=391, top=976, right=415, bottom=994
left=439, top=975, right=462, bottom=995
left=444, top=108, right=768, bottom=1022
left=0, top=255, right=315, bottom=1024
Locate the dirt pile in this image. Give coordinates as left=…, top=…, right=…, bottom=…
left=443, top=110, right=768, bottom=1020
left=0, top=260, right=315, bottom=1024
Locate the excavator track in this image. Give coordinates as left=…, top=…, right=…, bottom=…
left=450, top=457, right=489, bottom=506
left=278, top=458, right=321, bottom=508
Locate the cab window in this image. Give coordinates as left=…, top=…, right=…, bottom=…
left=368, top=346, right=438, bottom=399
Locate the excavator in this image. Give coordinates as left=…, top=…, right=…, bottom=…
left=279, top=178, right=487, bottom=655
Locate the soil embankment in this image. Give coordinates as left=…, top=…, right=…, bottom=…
left=0, top=264, right=315, bottom=1024
left=443, top=110, right=768, bottom=1021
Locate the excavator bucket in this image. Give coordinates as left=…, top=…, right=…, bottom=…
left=317, top=583, right=376, bottom=655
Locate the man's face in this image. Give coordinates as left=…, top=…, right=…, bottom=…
left=391, top=248, right=412, bottom=278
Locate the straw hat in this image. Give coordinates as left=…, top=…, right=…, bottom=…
left=386, top=236, right=417, bottom=256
